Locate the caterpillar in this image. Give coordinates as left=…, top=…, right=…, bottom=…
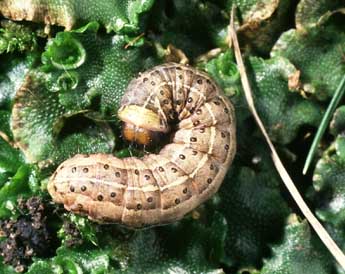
left=47, top=63, right=236, bottom=228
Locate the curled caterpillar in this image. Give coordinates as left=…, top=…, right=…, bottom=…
left=47, top=63, right=236, bottom=228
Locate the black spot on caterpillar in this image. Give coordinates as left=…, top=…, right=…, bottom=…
left=48, top=63, right=236, bottom=228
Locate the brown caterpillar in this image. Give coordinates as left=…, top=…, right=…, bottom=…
left=47, top=63, right=236, bottom=228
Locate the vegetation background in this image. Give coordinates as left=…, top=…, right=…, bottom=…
left=0, top=0, right=345, bottom=273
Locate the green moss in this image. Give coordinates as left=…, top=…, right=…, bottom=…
left=0, top=20, right=38, bottom=54
left=0, top=165, right=40, bottom=219
left=203, top=51, right=322, bottom=145
left=272, top=14, right=345, bottom=100
left=219, top=139, right=290, bottom=267
left=0, top=0, right=155, bottom=34
left=261, top=216, right=335, bottom=274
left=296, top=0, right=345, bottom=30
left=41, top=22, right=158, bottom=113
left=1, top=1, right=345, bottom=273
left=10, top=22, right=159, bottom=166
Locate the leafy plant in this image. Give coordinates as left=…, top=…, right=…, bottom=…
left=1, top=0, right=345, bottom=273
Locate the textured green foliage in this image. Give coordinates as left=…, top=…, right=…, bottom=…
left=308, top=104, right=345, bottom=274
left=261, top=216, right=334, bottom=274
left=303, top=75, right=345, bottom=175
left=0, top=164, right=40, bottom=219
left=311, top=108, right=345, bottom=250
left=0, top=122, right=39, bottom=220
left=296, top=0, right=345, bottom=30
left=0, top=264, right=16, bottom=274
left=0, top=0, right=155, bottom=34
left=149, top=0, right=226, bottom=59
left=10, top=22, right=159, bottom=166
left=28, top=214, right=228, bottom=273
left=149, top=0, right=291, bottom=58
left=0, top=110, right=12, bottom=139
left=119, top=215, right=227, bottom=273
left=219, top=140, right=290, bottom=267
left=203, top=51, right=322, bottom=144
left=330, top=106, right=345, bottom=136
left=58, top=214, right=98, bottom=246
left=1, top=0, right=345, bottom=273
left=216, top=0, right=292, bottom=54
left=0, top=20, right=38, bottom=54
left=272, top=14, right=345, bottom=100
left=247, top=56, right=322, bottom=144
left=41, top=22, right=157, bottom=113
left=0, top=137, right=24, bottom=174
left=202, top=50, right=240, bottom=96
left=27, top=246, right=115, bottom=274
left=11, top=71, right=116, bottom=165
left=0, top=54, right=37, bottom=110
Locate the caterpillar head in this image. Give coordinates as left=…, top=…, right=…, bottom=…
left=118, top=105, right=169, bottom=146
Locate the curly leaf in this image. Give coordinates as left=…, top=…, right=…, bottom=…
left=330, top=105, right=345, bottom=136
left=203, top=50, right=240, bottom=96
left=41, top=22, right=158, bottom=113
left=248, top=56, right=322, bottom=144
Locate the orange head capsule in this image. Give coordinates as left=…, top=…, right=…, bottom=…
left=122, top=122, right=158, bottom=146
left=118, top=105, right=169, bottom=146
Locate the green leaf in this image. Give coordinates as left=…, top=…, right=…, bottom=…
left=295, top=0, right=345, bottom=30
left=214, top=0, right=292, bottom=54
left=27, top=212, right=228, bottom=274
left=11, top=71, right=116, bottom=166
left=0, top=110, right=12, bottom=139
left=0, top=54, right=38, bottom=110
left=330, top=105, right=345, bottom=136
left=0, top=0, right=155, bottom=34
left=10, top=23, right=159, bottom=166
left=261, top=216, right=334, bottom=274
left=248, top=56, right=322, bottom=144
left=41, top=22, right=158, bottom=113
left=312, top=132, right=345, bottom=231
left=271, top=15, right=345, bottom=100
left=202, top=50, right=240, bottom=96
left=0, top=262, right=17, bottom=274
left=28, top=246, right=113, bottom=274
left=204, top=51, right=322, bottom=145
left=117, top=214, right=227, bottom=273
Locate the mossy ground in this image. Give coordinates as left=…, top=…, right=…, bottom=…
left=0, top=0, right=345, bottom=273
